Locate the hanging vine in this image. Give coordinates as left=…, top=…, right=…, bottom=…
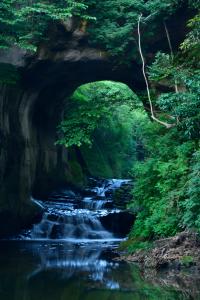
left=137, top=14, right=176, bottom=129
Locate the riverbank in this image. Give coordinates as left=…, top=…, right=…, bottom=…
left=117, top=231, right=200, bottom=270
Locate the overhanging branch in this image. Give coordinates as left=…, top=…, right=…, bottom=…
left=137, top=14, right=176, bottom=129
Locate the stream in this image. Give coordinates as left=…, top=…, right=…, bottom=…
left=0, top=179, right=200, bottom=300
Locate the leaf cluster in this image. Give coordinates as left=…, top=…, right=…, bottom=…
left=127, top=12, right=200, bottom=245
left=56, top=80, right=139, bottom=148
left=86, top=0, right=195, bottom=64
left=0, top=0, right=91, bottom=50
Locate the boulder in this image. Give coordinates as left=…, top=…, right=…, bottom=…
left=100, top=211, right=135, bottom=237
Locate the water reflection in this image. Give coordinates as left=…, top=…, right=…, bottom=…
left=0, top=240, right=199, bottom=300
left=1, top=178, right=200, bottom=300
left=27, top=241, right=120, bottom=290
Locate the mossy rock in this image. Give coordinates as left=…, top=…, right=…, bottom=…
left=0, top=199, right=43, bottom=237
left=69, top=160, right=84, bottom=184
left=113, top=184, right=133, bottom=209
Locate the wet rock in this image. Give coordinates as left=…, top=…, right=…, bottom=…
left=0, top=198, right=44, bottom=238
left=49, top=224, right=62, bottom=239
left=100, top=211, right=135, bottom=237
left=47, top=213, right=59, bottom=222
left=112, top=182, right=133, bottom=209
left=49, top=190, right=77, bottom=202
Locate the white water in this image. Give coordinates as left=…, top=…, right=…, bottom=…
left=91, top=179, right=131, bottom=197
left=19, top=179, right=131, bottom=243
left=31, top=208, right=114, bottom=240
left=12, top=179, right=132, bottom=292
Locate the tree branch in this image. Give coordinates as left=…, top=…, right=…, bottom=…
left=137, top=14, right=175, bottom=129
left=163, top=21, right=179, bottom=93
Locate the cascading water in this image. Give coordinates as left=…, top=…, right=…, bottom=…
left=12, top=179, right=134, bottom=294
left=22, top=179, right=131, bottom=242
left=1, top=179, right=193, bottom=299
left=31, top=205, right=115, bottom=241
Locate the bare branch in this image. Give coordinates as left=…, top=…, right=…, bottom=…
left=163, top=21, right=179, bottom=93
left=137, top=14, right=176, bottom=129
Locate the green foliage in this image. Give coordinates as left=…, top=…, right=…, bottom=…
left=128, top=126, right=196, bottom=239
left=148, top=52, right=175, bottom=82
left=180, top=13, right=200, bottom=62
left=86, top=0, right=195, bottom=64
left=0, top=0, right=91, bottom=50
left=127, top=12, right=200, bottom=245
left=57, top=81, right=141, bottom=179
left=67, top=158, right=86, bottom=187
left=146, top=0, right=181, bottom=18
left=1, top=0, right=197, bottom=63
left=148, top=26, right=200, bottom=139
left=180, top=255, right=194, bottom=266
left=119, top=236, right=153, bottom=253
left=86, top=0, right=145, bottom=63
left=80, top=105, right=140, bottom=178
left=80, top=142, right=115, bottom=178
left=181, top=148, right=200, bottom=230
left=128, top=240, right=152, bottom=253
left=158, top=91, right=200, bottom=139
left=57, top=80, right=139, bottom=148
left=1, top=0, right=199, bottom=248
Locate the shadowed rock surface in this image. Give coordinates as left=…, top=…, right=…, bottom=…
left=0, top=20, right=136, bottom=237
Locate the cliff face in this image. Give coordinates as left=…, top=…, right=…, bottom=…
left=0, top=20, right=135, bottom=237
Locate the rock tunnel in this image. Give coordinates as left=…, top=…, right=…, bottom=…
left=0, top=22, right=142, bottom=236
left=0, top=9, right=189, bottom=236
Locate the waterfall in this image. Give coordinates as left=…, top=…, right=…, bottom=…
left=18, top=179, right=131, bottom=242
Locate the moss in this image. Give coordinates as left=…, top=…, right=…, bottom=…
left=119, top=237, right=153, bottom=254
left=180, top=256, right=194, bottom=266
left=71, top=80, right=138, bottom=104
left=67, top=159, right=87, bottom=188
left=61, top=148, right=87, bottom=188
left=113, top=185, right=133, bottom=208
left=118, top=239, right=136, bottom=251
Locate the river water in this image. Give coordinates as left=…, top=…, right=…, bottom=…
left=0, top=179, right=199, bottom=300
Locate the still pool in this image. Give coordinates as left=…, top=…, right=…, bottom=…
left=0, top=240, right=199, bottom=300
